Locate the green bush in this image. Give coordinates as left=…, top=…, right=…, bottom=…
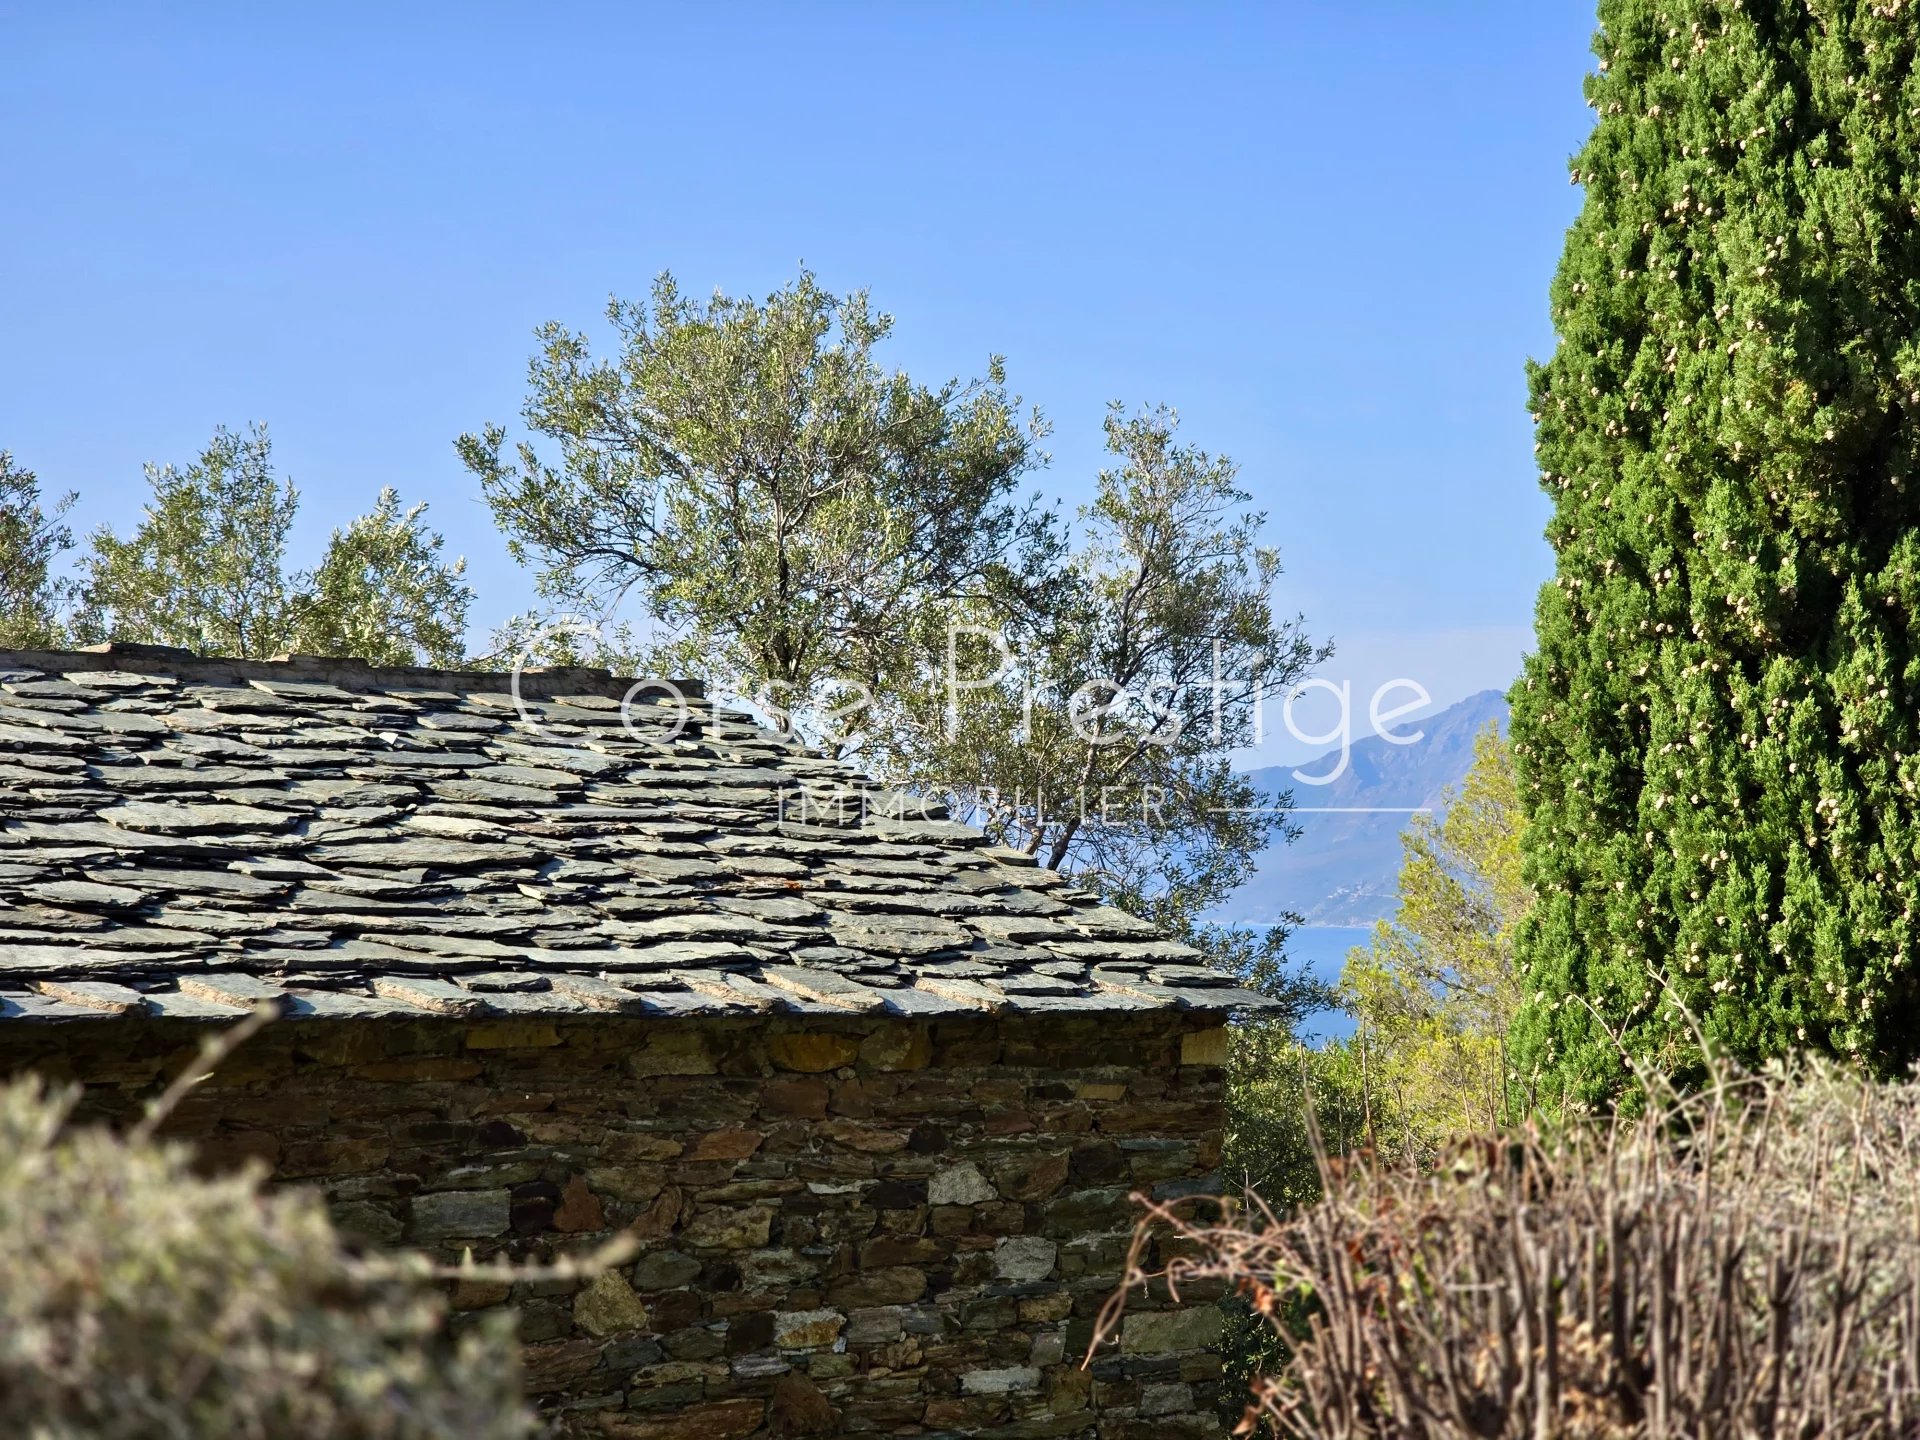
left=0, top=1076, right=532, bottom=1439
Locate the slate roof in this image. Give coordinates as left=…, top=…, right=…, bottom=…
left=0, top=645, right=1272, bottom=1023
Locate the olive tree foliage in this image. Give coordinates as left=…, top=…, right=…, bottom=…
left=78, top=425, right=296, bottom=658
left=0, top=449, right=75, bottom=648
left=1340, top=722, right=1528, bottom=1149
left=887, top=405, right=1331, bottom=995
left=290, top=488, right=474, bottom=668
left=882, top=412, right=1337, bottom=1414
left=458, top=270, right=1055, bottom=744
left=0, top=1075, right=531, bottom=1440
left=460, top=272, right=1325, bottom=1002
left=79, top=425, right=471, bottom=665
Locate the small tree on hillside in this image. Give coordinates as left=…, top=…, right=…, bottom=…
left=1511, top=0, right=1920, bottom=1102
left=1342, top=722, right=1527, bottom=1148
left=1225, top=725, right=1525, bottom=1238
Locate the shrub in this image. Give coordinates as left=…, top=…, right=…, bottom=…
left=0, top=1075, right=532, bottom=1439
left=1111, top=1060, right=1920, bottom=1437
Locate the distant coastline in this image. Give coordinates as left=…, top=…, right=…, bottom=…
left=1215, top=689, right=1510, bottom=929
left=1236, top=922, right=1366, bottom=1042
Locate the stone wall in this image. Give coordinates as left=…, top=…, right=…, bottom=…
left=0, top=1010, right=1233, bottom=1438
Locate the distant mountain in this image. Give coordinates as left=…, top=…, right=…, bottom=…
left=1215, top=688, right=1509, bottom=926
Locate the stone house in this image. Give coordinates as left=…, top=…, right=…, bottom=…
left=0, top=644, right=1269, bottom=1438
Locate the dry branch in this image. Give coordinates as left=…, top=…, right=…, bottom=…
left=1098, top=1060, right=1920, bottom=1438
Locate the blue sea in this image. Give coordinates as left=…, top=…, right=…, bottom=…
left=1242, top=923, right=1369, bottom=1043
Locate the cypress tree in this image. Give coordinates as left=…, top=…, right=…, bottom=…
left=1512, top=0, right=1920, bottom=1104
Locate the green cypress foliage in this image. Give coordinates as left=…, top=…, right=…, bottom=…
left=1512, top=0, right=1920, bottom=1104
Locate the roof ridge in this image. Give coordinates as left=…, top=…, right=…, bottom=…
left=0, top=643, right=707, bottom=702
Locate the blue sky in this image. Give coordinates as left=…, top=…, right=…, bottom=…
left=0, top=3, right=1596, bottom=766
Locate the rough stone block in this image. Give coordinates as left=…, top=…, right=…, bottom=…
left=1128, top=1141, right=1201, bottom=1184
left=928, top=1161, right=998, bottom=1205
left=806, top=1351, right=856, bottom=1381
left=994, top=1235, right=1059, bottom=1283
left=959, top=1365, right=1042, bottom=1396
left=632, top=1250, right=703, bottom=1290
left=629, top=1186, right=684, bottom=1241
left=1069, top=1140, right=1128, bottom=1185
left=760, top=1076, right=829, bottom=1117
left=573, top=1269, right=651, bottom=1337
left=846, top=1305, right=908, bottom=1344
left=587, top=1163, right=670, bottom=1203
left=521, top=1336, right=601, bottom=1395
left=858, top=1025, right=932, bottom=1071
left=603, top=1132, right=686, bottom=1163
left=331, top=1198, right=402, bottom=1246
left=688, top=1127, right=764, bottom=1161
left=772, top=1308, right=845, bottom=1349
left=859, top=1234, right=947, bottom=1267
left=826, top=1265, right=927, bottom=1307
left=1179, top=1027, right=1230, bottom=1067
left=923, top=1394, right=1009, bottom=1429
left=729, top=1351, right=791, bottom=1379
left=601, top=1398, right=764, bottom=1439
left=819, top=1118, right=910, bottom=1153
left=1045, top=1364, right=1093, bottom=1413
left=990, top=1148, right=1071, bottom=1201
left=604, top=1335, right=665, bottom=1370
left=629, top=1031, right=718, bottom=1077
left=463, top=1020, right=561, bottom=1049
left=654, top=1292, right=717, bottom=1338
left=682, top=1203, right=774, bottom=1250
left=1120, top=1306, right=1225, bottom=1354
left=767, top=1032, right=860, bottom=1073
left=1018, top=1291, right=1076, bottom=1324
left=621, top=1380, right=705, bottom=1415
left=766, top=1373, right=839, bottom=1437
left=553, top=1173, right=605, bottom=1232
left=408, top=1188, right=509, bottom=1242
left=355, top=1057, right=482, bottom=1083
left=1142, top=1380, right=1198, bottom=1415
left=450, top=1275, right=513, bottom=1310
left=1044, top=1186, right=1133, bottom=1232
left=738, top=1247, right=819, bottom=1290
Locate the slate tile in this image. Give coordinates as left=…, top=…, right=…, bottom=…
left=24, top=879, right=146, bottom=909
left=0, top=646, right=1283, bottom=1023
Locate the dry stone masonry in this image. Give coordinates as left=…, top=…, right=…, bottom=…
left=0, top=645, right=1263, bottom=1436
left=5, top=1012, right=1232, bottom=1436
